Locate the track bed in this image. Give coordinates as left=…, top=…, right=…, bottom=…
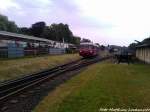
left=0, top=56, right=110, bottom=112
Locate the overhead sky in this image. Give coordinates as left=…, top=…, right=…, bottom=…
left=0, top=0, right=150, bottom=46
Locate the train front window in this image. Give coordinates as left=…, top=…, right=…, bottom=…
left=80, top=45, right=94, bottom=49
left=80, top=45, right=88, bottom=49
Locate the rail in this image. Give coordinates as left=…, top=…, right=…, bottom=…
left=0, top=56, right=110, bottom=102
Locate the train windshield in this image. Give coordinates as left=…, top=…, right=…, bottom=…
left=80, top=45, right=94, bottom=49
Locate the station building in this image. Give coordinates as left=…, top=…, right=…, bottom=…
left=0, top=31, right=73, bottom=58
left=136, top=44, right=150, bottom=64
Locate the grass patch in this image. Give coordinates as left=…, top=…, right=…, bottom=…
left=34, top=62, right=150, bottom=112
left=0, top=54, right=80, bottom=82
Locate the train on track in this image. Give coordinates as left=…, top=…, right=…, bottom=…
left=79, top=42, right=99, bottom=58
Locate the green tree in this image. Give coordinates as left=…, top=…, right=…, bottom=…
left=0, top=14, right=18, bottom=32
left=81, top=38, right=91, bottom=42
left=7, top=21, right=18, bottom=32
left=45, top=23, right=74, bottom=43
left=19, top=27, right=31, bottom=35
left=30, top=21, right=46, bottom=37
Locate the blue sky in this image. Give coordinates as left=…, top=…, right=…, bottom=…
left=0, top=0, right=150, bottom=46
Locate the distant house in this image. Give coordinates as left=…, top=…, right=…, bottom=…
left=136, top=44, right=150, bottom=64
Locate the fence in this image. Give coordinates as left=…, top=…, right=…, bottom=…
left=24, top=47, right=49, bottom=56
left=0, top=45, right=66, bottom=58
left=49, top=48, right=66, bottom=55
left=0, top=47, right=7, bottom=58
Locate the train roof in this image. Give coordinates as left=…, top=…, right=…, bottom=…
left=80, top=42, right=94, bottom=45
left=80, top=42, right=98, bottom=47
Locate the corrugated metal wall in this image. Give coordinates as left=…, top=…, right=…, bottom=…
left=0, top=47, right=8, bottom=58
left=0, top=43, right=66, bottom=58
left=7, top=43, right=24, bottom=58
left=136, top=47, right=150, bottom=63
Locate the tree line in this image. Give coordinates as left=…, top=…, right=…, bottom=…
left=0, top=14, right=92, bottom=45
left=0, top=14, right=18, bottom=32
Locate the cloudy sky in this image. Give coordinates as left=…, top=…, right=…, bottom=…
left=0, top=0, right=150, bottom=46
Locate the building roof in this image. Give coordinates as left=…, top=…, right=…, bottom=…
left=0, top=31, right=75, bottom=48
left=136, top=44, right=150, bottom=48
left=0, top=31, right=54, bottom=43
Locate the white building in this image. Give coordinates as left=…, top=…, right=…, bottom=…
left=136, top=44, right=150, bottom=64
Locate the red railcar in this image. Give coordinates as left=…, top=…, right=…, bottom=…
left=79, top=42, right=98, bottom=57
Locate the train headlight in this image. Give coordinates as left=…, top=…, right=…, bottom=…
left=90, top=50, right=93, bottom=53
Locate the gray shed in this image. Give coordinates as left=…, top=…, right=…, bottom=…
left=136, top=44, right=150, bottom=63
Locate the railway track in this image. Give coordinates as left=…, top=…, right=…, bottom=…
left=0, top=56, right=109, bottom=104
